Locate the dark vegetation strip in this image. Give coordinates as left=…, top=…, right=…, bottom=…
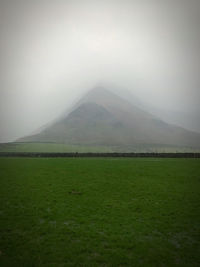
left=0, top=152, right=200, bottom=158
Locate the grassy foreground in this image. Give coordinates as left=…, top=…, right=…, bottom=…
left=0, top=158, right=199, bottom=266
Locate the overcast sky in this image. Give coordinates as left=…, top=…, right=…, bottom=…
left=0, top=0, right=200, bottom=142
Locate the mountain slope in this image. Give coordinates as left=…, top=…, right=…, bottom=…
left=18, top=86, right=200, bottom=148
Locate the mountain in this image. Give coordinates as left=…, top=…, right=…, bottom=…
left=99, top=85, right=200, bottom=134
left=17, top=86, right=200, bottom=149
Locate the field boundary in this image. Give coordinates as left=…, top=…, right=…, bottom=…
left=0, top=152, right=200, bottom=158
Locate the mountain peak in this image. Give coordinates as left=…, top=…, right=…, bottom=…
left=84, top=85, right=115, bottom=98
left=78, top=86, right=125, bottom=108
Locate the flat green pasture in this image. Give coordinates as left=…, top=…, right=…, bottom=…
left=1, top=142, right=199, bottom=153
left=0, top=158, right=200, bottom=266
left=0, top=143, right=113, bottom=153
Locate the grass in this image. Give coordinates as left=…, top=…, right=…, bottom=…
left=0, top=142, right=200, bottom=153
left=0, top=157, right=200, bottom=266
left=0, top=143, right=113, bottom=153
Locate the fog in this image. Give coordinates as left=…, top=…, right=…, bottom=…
left=0, top=0, right=200, bottom=142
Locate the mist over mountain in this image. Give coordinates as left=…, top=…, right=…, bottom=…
left=0, top=1, right=200, bottom=143
left=107, top=86, right=200, bottom=134
left=18, top=86, right=200, bottom=150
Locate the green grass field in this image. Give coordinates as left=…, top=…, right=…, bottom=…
left=0, top=158, right=200, bottom=266
left=1, top=142, right=200, bottom=153
left=0, top=143, right=114, bottom=153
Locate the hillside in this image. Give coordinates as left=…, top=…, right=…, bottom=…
left=17, top=86, right=200, bottom=149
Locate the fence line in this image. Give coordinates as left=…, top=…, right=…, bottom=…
left=0, top=152, right=199, bottom=158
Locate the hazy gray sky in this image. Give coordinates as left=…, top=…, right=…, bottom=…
left=0, top=0, right=200, bottom=142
